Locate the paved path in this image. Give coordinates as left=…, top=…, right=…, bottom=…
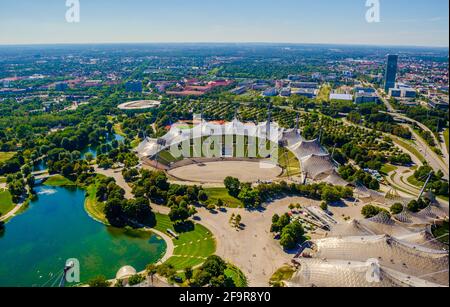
left=145, top=228, right=174, bottom=264
left=94, top=166, right=134, bottom=199
left=0, top=202, right=24, bottom=222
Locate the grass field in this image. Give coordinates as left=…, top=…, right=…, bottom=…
left=204, top=187, right=243, bottom=208
left=380, top=164, right=398, bottom=175
left=84, top=183, right=107, bottom=224
left=444, top=129, right=449, bottom=153
left=0, top=177, right=6, bottom=184
left=154, top=213, right=216, bottom=271
left=43, top=175, right=76, bottom=187
left=393, top=137, right=425, bottom=163
left=0, top=152, right=15, bottom=163
left=407, top=174, right=423, bottom=188
left=0, top=189, right=14, bottom=217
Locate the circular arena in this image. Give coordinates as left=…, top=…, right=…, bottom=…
left=168, top=160, right=283, bottom=184
left=118, top=100, right=161, bottom=110
left=135, top=117, right=343, bottom=185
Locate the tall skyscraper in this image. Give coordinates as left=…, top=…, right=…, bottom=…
left=384, top=54, right=398, bottom=93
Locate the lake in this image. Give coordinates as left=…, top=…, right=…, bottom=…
left=0, top=185, right=166, bottom=287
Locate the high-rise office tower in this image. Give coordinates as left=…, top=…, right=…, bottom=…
left=384, top=54, right=398, bottom=93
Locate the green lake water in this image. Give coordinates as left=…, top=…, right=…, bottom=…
left=0, top=185, right=166, bottom=287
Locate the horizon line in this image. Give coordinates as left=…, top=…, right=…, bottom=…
left=0, top=41, right=448, bottom=49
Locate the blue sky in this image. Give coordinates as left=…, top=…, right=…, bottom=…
left=0, top=0, right=448, bottom=46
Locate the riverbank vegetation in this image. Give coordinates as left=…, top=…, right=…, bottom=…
left=0, top=189, right=14, bottom=218
left=43, top=175, right=76, bottom=187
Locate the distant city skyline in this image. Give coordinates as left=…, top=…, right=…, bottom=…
left=0, top=0, right=449, bottom=47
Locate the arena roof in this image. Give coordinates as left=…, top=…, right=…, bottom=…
left=304, top=234, right=449, bottom=285
left=288, top=258, right=445, bottom=287
left=136, top=118, right=346, bottom=184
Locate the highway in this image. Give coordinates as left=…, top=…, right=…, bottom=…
left=376, top=89, right=449, bottom=179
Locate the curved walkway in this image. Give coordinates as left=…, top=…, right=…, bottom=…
left=0, top=202, right=24, bottom=222
left=144, top=228, right=174, bottom=264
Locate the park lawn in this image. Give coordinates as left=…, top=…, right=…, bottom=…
left=380, top=164, right=398, bottom=175
left=43, top=175, right=76, bottom=187
left=0, top=152, right=15, bottom=163
left=407, top=174, right=423, bottom=188
left=204, top=187, right=243, bottom=208
left=154, top=213, right=216, bottom=270
left=444, top=129, right=449, bottom=153
left=0, top=189, right=15, bottom=217
left=393, top=137, right=425, bottom=163
left=84, top=183, right=107, bottom=224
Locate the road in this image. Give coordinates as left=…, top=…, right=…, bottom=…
left=377, top=90, right=449, bottom=175
left=407, top=127, right=449, bottom=179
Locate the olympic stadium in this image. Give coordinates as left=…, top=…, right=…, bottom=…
left=136, top=115, right=342, bottom=185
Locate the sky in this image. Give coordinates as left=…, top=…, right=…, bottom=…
left=0, top=0, right=448, bottom=47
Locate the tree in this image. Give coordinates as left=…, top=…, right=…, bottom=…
left=320, top=202, right=328, bottom=211
left=270, top=213, right=290, bottom=233
left=238, top=185, right=260, bottom=208
left=169, top=205, right=190, bottom=223
left=279, top=221, right=305, bottom=250
left=104, top=198, right=125, bottom=226
left=198, top=190, right=208, bottom=202
left=184, top=267, right=193, bottom=281
left=224, top=177, right=241, bottom=198
left=361, top=205, right=387, bottom=218
left=235, top=214, right=242, bottom=228
left=321, top=186, right=340, bottom=203
left=146, top=264, right=157, bottom=285
left=128, top=274, right=145, bottom=286
left=229, top=213, right=235, bottom=225
left=408, top=200, right=420, bottom=213
left=201, top=256, right=227, bottom=278
left=85, top=152, right=94, bottom=163
left=88, top=276, right=111, bottom=288
left=390, top=203, right=404, bottom=215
